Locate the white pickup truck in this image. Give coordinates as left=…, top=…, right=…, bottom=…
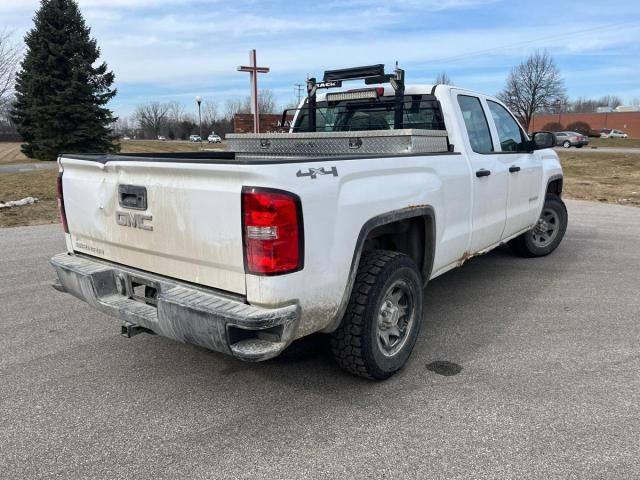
left=51, top=65, right=566, bottom=379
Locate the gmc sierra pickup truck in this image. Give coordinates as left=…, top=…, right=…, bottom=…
left=51, top=64, right=566, bottom=380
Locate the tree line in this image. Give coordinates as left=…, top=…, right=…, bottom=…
left=119, top=90, right=278, bottom=140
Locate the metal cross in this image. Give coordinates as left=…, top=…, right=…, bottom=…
left=237, top=49, right=270, bottom=133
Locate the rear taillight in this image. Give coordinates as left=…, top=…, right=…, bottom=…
left=242, top=187, right=303, bottom=275
left=56, top=172, right=69, bottom=233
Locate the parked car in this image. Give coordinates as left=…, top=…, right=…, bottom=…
left=555, top=131, right=589, bottom=148
left=189, top=134, right=202, bottom=142
left=208, top=133, right=222, bottom=143
left=51, top=65, right=565, bottom=380
left=157, top=135, right=166, bottom=141
left=122, top=136, right=130, bottom=141
left=600, top=129, right=628, bottom=139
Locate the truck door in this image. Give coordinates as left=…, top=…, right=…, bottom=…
left=455, top=93, right=509, bottom=253
left=485, top=100, right=543, bottom=238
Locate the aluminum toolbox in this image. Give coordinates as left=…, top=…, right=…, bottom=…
left=225, top=129, right=449, bottom=157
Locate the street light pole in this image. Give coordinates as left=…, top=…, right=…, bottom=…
left=195, top=96, right=202, bottom=142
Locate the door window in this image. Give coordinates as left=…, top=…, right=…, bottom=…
left=487, top=100, right=525, bottom=152
left=457, top=95, right=493, bottom=154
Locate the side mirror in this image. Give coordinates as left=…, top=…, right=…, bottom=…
left=530, top=131, right=555, bottom=150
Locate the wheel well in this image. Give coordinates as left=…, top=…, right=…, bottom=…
left=547, top=177, right=563, bottom=196
left=362, top=215, right=434, bottom=280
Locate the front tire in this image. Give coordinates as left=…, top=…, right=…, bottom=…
left=330, top=251, right=423, bottom=380
left=509, top=194, right=568, bottom=257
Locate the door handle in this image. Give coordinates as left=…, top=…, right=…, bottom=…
left=475, top=169, right=491, bottom=178
left=509, top=165, right=521, bottom=173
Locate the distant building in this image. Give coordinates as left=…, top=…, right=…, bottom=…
left=233, top=113, right=294, bottom=134
left=615, top=105, right=640, bottom=113
left=531, top=111, right=640, bottom=138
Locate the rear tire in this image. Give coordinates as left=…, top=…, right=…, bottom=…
left=509, top=194, right=568, bottom=257
left=563, top=141, right=571, bottom=148
left=330, top=250, right=423, bottom=380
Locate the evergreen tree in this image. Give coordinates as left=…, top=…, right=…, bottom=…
left=11, top=0, right=118, bottom=160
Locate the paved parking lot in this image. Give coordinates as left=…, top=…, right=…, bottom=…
left=1, top=200, right=639, bottom=479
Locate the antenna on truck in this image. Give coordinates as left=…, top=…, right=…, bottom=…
left=305, top=63, right=406, bottom=131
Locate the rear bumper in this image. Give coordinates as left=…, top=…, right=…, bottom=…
left=50, top=252, right=299, bottom=361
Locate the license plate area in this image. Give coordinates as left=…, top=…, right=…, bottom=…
left=115, top=273, right=160, bottom=306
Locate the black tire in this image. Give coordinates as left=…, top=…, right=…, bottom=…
left=330, top=250, right=423, bottom=380
left=563, top=141, right=571, bottom=148
left=509, top=194, right=568, bottom=257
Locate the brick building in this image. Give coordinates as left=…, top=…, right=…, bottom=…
left=530, top=111, right=640, bottom=138
left=233, top=113, right=293, bottom=134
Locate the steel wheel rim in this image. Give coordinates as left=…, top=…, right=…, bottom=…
left=531, top=208, right=560, bottom=248
left=376, top=279, right=415, bottom=357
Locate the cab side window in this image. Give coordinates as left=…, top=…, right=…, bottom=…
left=457, top=95, right=493, bottom=154
left=487, top=100, right=525, bottom=152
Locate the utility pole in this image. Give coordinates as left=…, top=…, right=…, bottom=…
left=294, top=84, right=305, bottom=105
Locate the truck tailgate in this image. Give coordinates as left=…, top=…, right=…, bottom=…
left=60, top=157, right=246, bottom=294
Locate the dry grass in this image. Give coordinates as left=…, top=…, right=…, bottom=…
left=0, top=139, right=225, bottom=165
left=1, top=145, right=638, bottom=228
left=586, top=138, right=640, bottom=149
left=120, top=139, right=226, bottom=153
left=0, top=168, right=59, bottom=227
left=558, top=151, right=640, bottom=207
left=0, top=143, right=39, bottom=165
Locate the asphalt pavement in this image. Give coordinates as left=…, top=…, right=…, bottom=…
left=1, top=200, right=639, bottom=479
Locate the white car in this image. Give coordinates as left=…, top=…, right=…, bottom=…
left=157, top=135, right=166, bottom=141
left=600, top=129, right=628, bottom=139
left=208, top=133, right=222, bottom=143
left=51, top=65, right=565, bottom=380
left=189, top=134, right=202, bottom=142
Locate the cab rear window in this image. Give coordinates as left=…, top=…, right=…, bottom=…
left=292, top=95, right=446, bottom=132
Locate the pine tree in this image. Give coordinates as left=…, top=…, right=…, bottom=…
left=11, top=0, right=118, bottom=160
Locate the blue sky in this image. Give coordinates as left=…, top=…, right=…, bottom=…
left=2, top=0, right=640, bottom=119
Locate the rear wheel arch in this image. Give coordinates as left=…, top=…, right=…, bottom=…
left=323, top=206, right=436, bottom=333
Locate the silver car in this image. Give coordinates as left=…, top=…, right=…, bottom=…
left=555, top=131, right=589, bottom=148
left=600, top=129, right=628, bottom=139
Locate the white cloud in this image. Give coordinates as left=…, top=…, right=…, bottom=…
left=3, top=0, right=640, bottom=116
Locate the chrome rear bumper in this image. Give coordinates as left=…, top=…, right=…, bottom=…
left=50, top=253, right=299, bottom=361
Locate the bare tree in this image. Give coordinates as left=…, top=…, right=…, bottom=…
left=134, top=102, right=170, bottom=137
left=498, top=50, right=566, bottom=131
left=255, top=89, right=276, bottom=113
left=0, top=30, right=20, bottom=117
left=201, top=100, right=218, bottom=125
left=599, top=95, right=622, bottom=109
left=571, top=95, right=622, bottom=113
left=167, top=100, right=185, bottom=124
left=433, top=72, right=454, bottom=85
left=224, top=98, right=247, bottom=119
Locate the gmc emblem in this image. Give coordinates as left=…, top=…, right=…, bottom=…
left=116, top=211, right=153, bottom=231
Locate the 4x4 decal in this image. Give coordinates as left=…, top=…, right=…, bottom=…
left=296, top=167, right=338, bottom=179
